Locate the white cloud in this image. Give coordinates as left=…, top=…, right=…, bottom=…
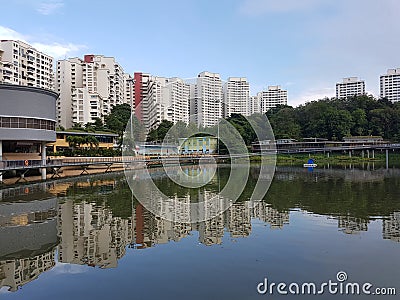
left=0, top=26, right=86, bottom=59
left=290, top=87, right=335, bottom=107
left=239, top=0, right=320, bottom=15
left=0, top=26, right=28, bottom=42
left=32, top=42, right=86, bottom=59
left=36, top=0, right=64, bottom=15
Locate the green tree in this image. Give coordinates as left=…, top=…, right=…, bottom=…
left=84, top=122, right=96, bottom=132
left=71, top=122, right=84, bottom=131
left=167, top=121, right=188, bottom=142
left=326, top=109, right=353, bottom=140
left=92, top=117, right=105, bottom=131
left=104, top=104, right=132, bottom=146
left=146, top=120, right=174, bottom=142
left=267, top=107, right=301, bottom=139
left=66, top=135, right=85, bottom=151
left=84, top=135, right=99, bottom=149
left=226, top=113, right=256, bottom=145
left=351, top=108, right=367, bottom=136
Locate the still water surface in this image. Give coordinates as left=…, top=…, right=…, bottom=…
left=0, top=165, right=399, bottom=299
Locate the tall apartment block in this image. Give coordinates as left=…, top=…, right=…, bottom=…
left=336, top=77, right=365, bottom=99
left=142, top=76, right=166, bottom=130
left=163, top=77, right=190, bottom=124
left=0, top=40, right=54, bottom=90
left=248, top=95, right=261, bottom=115
left=56, top=55, right=131, bottom=128
left=222, top=77, right=249, bottom=117
left=257, top=85, right=287, bottom=113
left=135, top=75, right=190, bottom=131
left=380, top=68, right=400, bottom=102
left=133, top=72, right=152, bottom=122
left=124, top=73, right=134, bottom=112
left=0, top=49, right=3, bottom=82
left=190, top=71, right=223, bottom=127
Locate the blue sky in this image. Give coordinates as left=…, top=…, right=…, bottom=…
left=1, top=0, right=400, bottom=106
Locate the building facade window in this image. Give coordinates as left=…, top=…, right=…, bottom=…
left=0, top=117, right=55, bottom=130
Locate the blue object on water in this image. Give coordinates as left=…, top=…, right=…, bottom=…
left=308, top=158, right=315, bottom=164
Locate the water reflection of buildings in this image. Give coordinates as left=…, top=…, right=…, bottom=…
left=225, top=202, right=252, bottom=238
left=338, top=215, right=368, bottom=234
left=383, top=212, right=400, bottom=242
left=58, top=199, right=133, bottom=268
left=0, top=251, right=55, bottom=292
left=0, top=198, right=58, bottom=292
left=133, top=201, right=289, bottom=248
left=197, top=214, right=225, bottom=246
left=252, top=202, right=290, bottom=229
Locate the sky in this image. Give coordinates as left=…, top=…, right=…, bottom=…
left=1, top=0, right=400, bottom=106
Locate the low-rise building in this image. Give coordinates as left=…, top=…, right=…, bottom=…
left=178, top=136, right=218, bottom=154
left=48, top=130, right=118, bottom=153
left=0, top=84, right=57, bottom=179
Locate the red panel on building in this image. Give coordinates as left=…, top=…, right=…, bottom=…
left=135, top=203, right=145, bottom=247
left=134, top=72, right=142, bottom=121
left=84, top=54, right=94, bottom=63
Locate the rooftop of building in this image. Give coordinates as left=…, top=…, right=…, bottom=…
left=0, top=83, right=58, bottom=97
left=56, top=130, right=118, bottom=137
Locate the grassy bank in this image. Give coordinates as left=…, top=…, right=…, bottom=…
left=247, top=152, right=400, bottom=165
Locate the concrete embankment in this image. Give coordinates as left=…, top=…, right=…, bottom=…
left=1, top=163, right=125, bottom=186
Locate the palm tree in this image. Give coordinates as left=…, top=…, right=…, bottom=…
left=85, top=135, right=99, bottom=149
left=66, top=135, right=85, bottom=151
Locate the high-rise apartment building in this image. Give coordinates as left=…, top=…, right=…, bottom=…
left=133, top=72, right=152, bottom=122
left=257, top=85, right=287, bottom=113
left=163, top=77, right=190, bottom=124
left=248, top=95, right=261, bottom=115
left=190, top=71, right=223, bottom=127
left=138, top=76, right=190, bottom=131
left=0, top=49, right=4, bottom=82
left=142, top=76, right=166, bottom=130
left=124, top=73, right=134, bottom=111
left=336, top=77, right=365, bottom=99
left=380, top=68, right=400, bottom=102
left=56, top=55, right=130, bottom=128
left=0, top=40, right=54, bottom=90
left=222, top=77, right=249, bottom=117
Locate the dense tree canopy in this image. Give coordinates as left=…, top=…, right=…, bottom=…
left=146, top=120, right=174, bottom=142
left=104, top=103, right=145, bottom=145
left=104, top=104, right=132, bottom=136
left=267, top=95, right=400, bottom=141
